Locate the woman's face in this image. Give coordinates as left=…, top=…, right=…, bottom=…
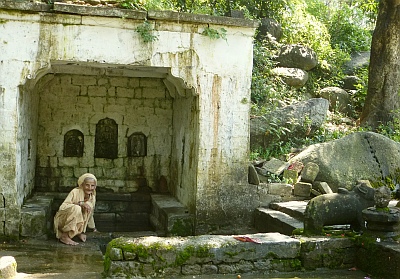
left=82, top=178, right=96, bottom=196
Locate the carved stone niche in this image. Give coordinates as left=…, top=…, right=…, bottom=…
left=64, top=129, right=84, bottom=157
left=128, top=132, right=147, bottom=157
left=95, top=118, right=118, bottom=159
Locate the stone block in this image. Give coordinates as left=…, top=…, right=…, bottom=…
left=301, top=162, right=319, bottom=182
left=268, top=183, right=293, bottom=196
left=259, top=158, right=290, bottom=176
left=293, top=182, right=311, bottom=197
left=0, top=256, right=17, bottom=279
left=314, top=181, right=333, bottom=194
left=109, top=248, right=123, bottom=260
left=311, top=189, right=321, bottom=196
left=248, top=164, right=260, bottom=185
left=109, top=77, right=129, bottom=87
left=182, top=264, right=201, bottom=275
left=257, top=184, right=282, bottom=207
left=20, top=208, right=47, bottom=237
left=116, top=87, right=133, bottom=98
left=150, top=194, right=194, bottom=236
left=201, top=264, right=218, bottom=274
left=300, top=238, right=355, bottom=270
left=283, top=169, right=298, bottom=184
left=167, top=214, right=194, bottom=237
left=4, top=206, right=20, bottom=237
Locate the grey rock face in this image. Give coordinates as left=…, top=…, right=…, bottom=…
left=343, top=51, right=370, bottom=75
left=289, top=132, right=400, bottom=192
left=276, top=44, right=318, bottom=71
left=320, top=86, right=352, bottom=115
left=250, top=98, right=329, bottom=149
left=271, top=67, right=309, bottom=88
left=257, top=18, right=283, bottom=41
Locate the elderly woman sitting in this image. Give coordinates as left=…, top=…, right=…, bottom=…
left=54, top=173, right=98, bottom=245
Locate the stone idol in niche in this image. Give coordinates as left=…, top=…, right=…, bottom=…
left=95, top=118, right=118, bottom=159
left=64, top=129, right=84, bottom=157
left=128, top=132, right=147, bottom=157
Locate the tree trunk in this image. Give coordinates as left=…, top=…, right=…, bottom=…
left=360, top=0, right=400, bottom=129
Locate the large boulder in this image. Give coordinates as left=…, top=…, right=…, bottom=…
left=271, top=67, right=309, bottom=88
left=257, top=18, right=283, bottom=41
left=250, top=98, right=329, bottom=149
left=319, top=86, right=352, bottom=115
left=289, top=132, right=400, bottom=192
left=275, top=44, right=318, bottom=71
left=343, top=51, right=370, bottom=75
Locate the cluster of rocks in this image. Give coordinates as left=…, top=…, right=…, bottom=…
left=255, top=17, right=371, bottom=134
left=249, top=156, right=334, bottom=200
left=250, top=98, right=329, bottom=150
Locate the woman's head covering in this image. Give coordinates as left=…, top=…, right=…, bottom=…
left=77, top=173, right=97, bottom=186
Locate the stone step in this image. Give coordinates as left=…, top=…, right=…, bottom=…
left=254, top=207, right=303, bottom=235
left=150, top=193, right=194, bottom=236
left=20, top=194, right=54, bottom=238
left=269, top=200, right=308, bottom=221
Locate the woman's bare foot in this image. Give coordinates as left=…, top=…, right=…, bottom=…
left=59, top=234, right=79, bottom=246
left=77, top=233, right=87, bottom=242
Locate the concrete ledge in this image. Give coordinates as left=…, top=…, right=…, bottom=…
left=104, top=233, right=358, bottom=278
left=147, top=10, right=259, bottom=28
left=0, top=256, right=17, bottom=279
left=0, top=0, right=51, bottom=12
left=54, top=3, right=147, bottom=19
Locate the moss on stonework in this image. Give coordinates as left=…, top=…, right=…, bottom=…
left=376, top=206, right=390, bottom=213
left=105, top=237, right=215, bottom=271
left=271, top=258, right=302, bottom=271
left=170, top=218, right=193, bottom=236
left=175, top=244, right=213, bottom=266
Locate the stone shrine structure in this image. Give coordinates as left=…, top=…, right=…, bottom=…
left=0, top=1, right=258, bottom=238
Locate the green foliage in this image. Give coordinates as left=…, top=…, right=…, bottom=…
left=328, top=5, right=372, bottom=53
left=371, top=168, right=400, bottom=191
left=374, top=110, right=400, bottom=142
left=353, top=0, right=379, bottom=26
left=136, top=21, right=158, bottom=43
left=201, top=27, right=227, bottom=41
left=351, top=66, right=369, bottom=113
left=251, top=40, right=301, bottom=112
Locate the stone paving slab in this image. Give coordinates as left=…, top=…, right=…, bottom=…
left=269, top=200, right=308, bottom=221
left=254, top=207, right=303, bottom=235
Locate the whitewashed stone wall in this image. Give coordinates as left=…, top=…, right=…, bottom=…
left=0, top=2, right=257, bottom=237
left=35, top=74, right=173, bottom=193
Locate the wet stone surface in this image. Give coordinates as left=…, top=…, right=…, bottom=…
left=0, top=232, right=108, bottom=279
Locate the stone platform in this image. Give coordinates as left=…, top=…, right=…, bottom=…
left=104, top=232, right=357, bottom=278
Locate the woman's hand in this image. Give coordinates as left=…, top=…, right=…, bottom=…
left=80, top=202, right=92, bottom=214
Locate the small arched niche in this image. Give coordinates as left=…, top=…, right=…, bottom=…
left=95, top=118, right=118, bottom=159
left=127, top=132, right=147, bottom=157
left=63, top=129, right=84, bottom=157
